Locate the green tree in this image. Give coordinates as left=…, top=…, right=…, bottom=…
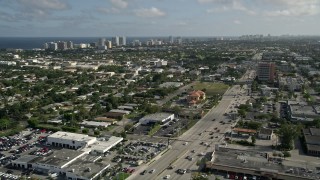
left=0, top=118, right=11, bottom=130
left=124, top=123, right=133, bottom=131
left=238, top=109, right=247, bottom=118
left=27, top=118, right=39, bottom=128
left=82, top=128, right=89, bottom=134
left=145, top=105, right=161, bottom=114
left=276, top=123, right=301, bottom=150
left=251, top=136, right=256, bottom=145
left=283, top=151, right=291, bottom=158
left=312, top=118, right=320, bottom=128
left=94, top=130, right=100, bottom=136
left=105, top=102, right=112, bottom=112
left=120, top=131, right=127, bottom=139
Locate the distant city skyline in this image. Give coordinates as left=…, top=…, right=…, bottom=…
left=0, top=0, right=320, bottom=37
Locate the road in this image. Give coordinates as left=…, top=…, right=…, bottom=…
left=128, top=83, right=251, bottom=180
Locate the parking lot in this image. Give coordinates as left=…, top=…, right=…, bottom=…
left=113, top=141, right=167, bottom=165
left=0, top=128, right=52, bottom=179
left=133, top=118, right=191, bottom=138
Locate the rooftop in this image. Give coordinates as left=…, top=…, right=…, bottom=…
left=139, top=113, right=174, bottom=122
left=259, top=128, right=273, bottom=135
left=307, top=144, right=320, bottom=152
left=81, top=120, right=110, bottom=127
left=13, top=155, right=37, bottom=163
left=304, top=135, right=320, bottom=146
left=290, top=104, right=318, bottom=118
left=89, top=136, right=123, bottom=153
left=303, top=128, right=320, bottom=136
left=232, top=128, right=257, bottom=134
left=207, top=147, right=320, bottom=179
left=31, top=149, right=86, bottom=167
left=65, top=154, right=110, bottom=179
left=48, top=131, right=96, bottom=142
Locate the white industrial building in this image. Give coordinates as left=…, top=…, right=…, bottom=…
left=139, top=113, right=174, bottom=125
left=47, top=131, right=97, bottom=149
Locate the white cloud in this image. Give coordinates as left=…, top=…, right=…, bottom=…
left=97, top=7, right=120, bottom=14
left=263, top=0, right=320, bottom=17
left=178, top=21, right=188, bottom=26
left=0, top=0, right=70, bottom=21
left=198, top=0, right=232, bottom=4
left=134, top=7, right=166, bottom=18
left=202, top=0, right=319, bottom=17
left=264, top=6, right=319, bottom=17
left=17, top=0, right=69, bottom=10
left=110, top=0, right=128, bottom=9
left=233, top=20, right=241, bottom=24
left=206, top=0, right=256, bottom=15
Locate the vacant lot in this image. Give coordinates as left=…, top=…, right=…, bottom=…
left=193, top=82, right=229, bottom=96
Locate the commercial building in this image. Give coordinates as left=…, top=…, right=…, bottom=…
left=67, top=41, right=73, bottom=49
left=57, top=41, right=67, bottom=50
left=47, top=131, right=97, bottom=149
left=288, top=103, right=320, bottom=122
left=98, top=38, right=106, bottom=46
left=258, top=128, right=273, bottom=140
left=107, top=40, right=112, bottom=49
left=48, top=42, right=58, bottom=51
left=132, top=40, right=142, bottom=46
left=112, top=36, right=119, bottom=46
left=12, top=132, right=123, bottom=180
left=258, top=62, right=275, bottom=81
left=64, top=155, right=110, bottom=180
left=303, top=128, right=320, bottom=156
left=278, top=76, right=304, bottom=92
left=119, top=36, right=126, bottom=46
left=139, top=113, right=174, bottom=125
left=12, top=149, right=110, bottom=180
left=205, top=147, right=318, bottom=180
left=169, top=36, right=174, bottom=44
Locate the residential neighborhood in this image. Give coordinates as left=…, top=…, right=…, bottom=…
left=0, top=36, right=320, bottom=180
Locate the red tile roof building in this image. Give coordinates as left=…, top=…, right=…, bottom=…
left=187, top=90, right=206, bottom=105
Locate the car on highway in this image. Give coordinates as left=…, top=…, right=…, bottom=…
left=186, top=156, right=193, bottom=161
left=149, top=169, right=156, bottom=174
left=140, top=170, right=147, bottom=175
left=163, top=175, right=171, bottom=179
left=183, top=142, right=188, bottom=145
left=177, top=169, right=186, bottom=174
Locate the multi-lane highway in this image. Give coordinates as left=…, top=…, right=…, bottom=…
left=128, top=83, right=251, bottom=180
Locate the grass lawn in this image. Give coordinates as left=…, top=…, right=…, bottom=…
left=113, top=172, right=130, bottom=180
left=193, top=82, right=229, bottom=96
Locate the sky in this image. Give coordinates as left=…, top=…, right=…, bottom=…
left=0, top=0, right=320, bottom=37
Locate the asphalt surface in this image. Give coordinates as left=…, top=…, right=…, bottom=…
left=128, top=83, right=251, bottom=180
